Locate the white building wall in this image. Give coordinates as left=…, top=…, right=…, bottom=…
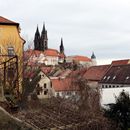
left=100, top=83, right=130, bottom=105
left=36, top=72, right=54, bottom=99
left=45, top=56, right=59, bottom=66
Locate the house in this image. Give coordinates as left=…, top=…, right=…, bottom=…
left=0, top=16, right=25, bottom=94
left=35, top=71, right=54, bottom=99
left=51, top=78, right=78, bottom=98
left=83, top=65, right=111, bottom=88
left=100, top=64, right=130, bottom=104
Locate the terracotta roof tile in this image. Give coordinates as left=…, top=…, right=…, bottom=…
left=111, top=59, right=130, bottom=65
left=44, top=48, right=59, bottom=57
left=68, top=55, right=91, bottom=62
left=51, top=78, right=78, bottom=91
left=83, top=65, right=111, bottom=81
left=0, top=16, right=19, bottom=25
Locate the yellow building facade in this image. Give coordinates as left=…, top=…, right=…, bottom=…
left=0, top=16, right=25, bottom=96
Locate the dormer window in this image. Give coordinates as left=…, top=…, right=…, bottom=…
left=8, top=46, right=15, bottom=56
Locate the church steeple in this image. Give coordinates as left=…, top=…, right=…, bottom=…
left=91, top=52, right=97, bottom=65
left=60, top=38, right=64, bottom=53
left=34, top=25, right=41, bottom=50
left=91, top=52, right=96, bottom=59
left=41, top=23, right=48, bottom=51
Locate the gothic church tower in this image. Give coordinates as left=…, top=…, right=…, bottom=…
left=40, top=23, right=48, bottom=51
left=34, top=26, right=41, bottom=50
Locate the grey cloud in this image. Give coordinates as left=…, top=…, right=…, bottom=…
left=1, top=0, right=130, bottom=64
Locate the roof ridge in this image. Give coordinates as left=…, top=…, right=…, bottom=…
left=0, top=16, right=19, bottom=25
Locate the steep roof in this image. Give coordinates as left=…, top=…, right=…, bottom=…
left=0, top=16, right=19, bottom=26
left=100, top=64, right=130, bottom=84
left=83, top=65, right=111, bottom=81
left=43, top=49, right=59, bottom=57
left=111, top=59, right=130, bottom=65
left=51, top=78, right=78, bottom=91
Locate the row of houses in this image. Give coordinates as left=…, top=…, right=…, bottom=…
left=27, top=59, right=130, bottom=105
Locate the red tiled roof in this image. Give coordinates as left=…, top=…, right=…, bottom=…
left=71, top=55, right=91, bottom=62
left=69, top=68, right=87, bottom=78
left=51, top=78, right=78, bottom=91
left=24, top=49, right=62, bottom=57
left=0, top=16, right=19, bottom=26
left=44, top=48, right=59, bottom=57
left=83, top=65, right=111, bottom=81
left=111, top=59, right=130, bottom=65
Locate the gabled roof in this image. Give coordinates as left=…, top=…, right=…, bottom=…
left=51, top=78, right=78, bottom=91
left=83, top=65, right=111, bottom=81
left=24, top=49, right=66, bottom=58
left=67, top=55, right=91, bottom=62
left=69, top=68, right=87, bottom=78
left=100, top=64, right=130, bottom=84
left=111, top=59, right=130, bottom=65
left=44, top=48, right=59, bottom=57
left=0, top=16, right=19, bottom=26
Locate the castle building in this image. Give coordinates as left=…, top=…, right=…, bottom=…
left=24, top=23, right=66, bottom=66
left=25, top=23, right=96, bottom=67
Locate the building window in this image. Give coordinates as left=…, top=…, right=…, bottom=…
left=56, top=92, right=59, bottom=97
left=44, top=83, right=47, bottom=88
left=102, top=85, right=104, bottom=88
left=8, top=46, right=15, bottom=56
left=109, top=85, right=111, bottom=88
left=105, top=85, right=107, bottom=88
left=44, top=90, right=48, bottom=95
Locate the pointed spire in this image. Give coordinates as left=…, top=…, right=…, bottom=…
left=35, top=25, right=40, bottom=36
left=91, top=52, right=96, bottom=59
left=34, top=25, right=40, bottom=50
left=60, top=37, right=64, bottom=53
left=42, top=22, right=46, bottom=34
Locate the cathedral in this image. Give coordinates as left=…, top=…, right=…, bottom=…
left=24, top=23, right=96, bottom=66
left=26, top=23, right=66, bottom=66
left=34, top=24, right=64, bottom=54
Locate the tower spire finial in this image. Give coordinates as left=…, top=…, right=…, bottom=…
left=34, top=25, right=40, bottom=50
left=60, top=37, right=64, bottom=53
left=42, top=22, right=46, bottom=34
left=91, top=51, right=96, bottom=59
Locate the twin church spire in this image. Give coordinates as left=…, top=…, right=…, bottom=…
left=34, top=23, right=64, bottom=54
left=34, top=23, right=48, bottom=51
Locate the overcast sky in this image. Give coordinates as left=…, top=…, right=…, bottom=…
left=1, top=0, right=130, bottom=64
